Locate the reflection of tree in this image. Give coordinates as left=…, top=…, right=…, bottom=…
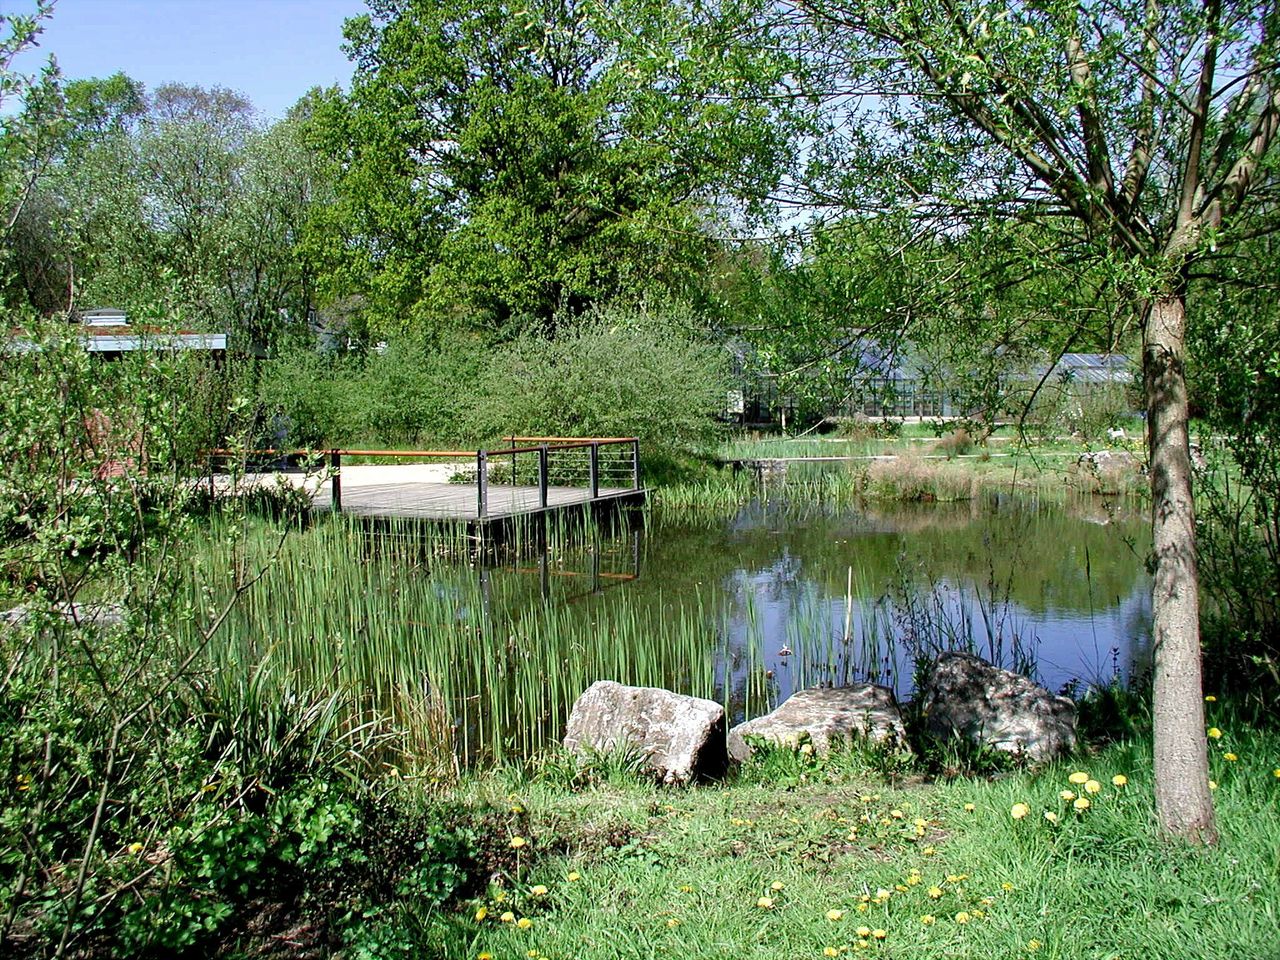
left=634, top=498, right=1148, bottom=617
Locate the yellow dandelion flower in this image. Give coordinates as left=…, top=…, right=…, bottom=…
left=1044, top=811, right=1059, bottom=824
left=478, top=953, right=493, bottom=960
left=895, top=884, right=908, bottom=893
left=972, top=909, right=985, bottom=919
left=516, top=917, right=533, bottom=930
left=510, top=836, right=527, bottom=849
left=568, top=871, right=581, bottom=881
left=496, top=892, right=508, bottom=903
left=1224, top=752, right=1238, bottom=762
left=1208, top=727, right=1222, bottom=739
left=667, top=918, right=681, bottom=928
left=531, top=884, right=548, bottom=897
left=872, top=929, right=887, bottom=940
left=946, top=874, right=968, bottom=883
left=980, top=897, right=994, bottom=906
left=127, top=842, right=144, bottom=855
left=500, top=911, right=516, bottom=923
left=800, top=742, right=814, bottom=756
left=1084, top=779, right=1102, bottom=794
left=876, top=888, right=893, bottom=900
left=1204, top=695, right=1216, bottom=702
left=854, top=943, right=869, bottom=952
left=1209, top=779, right=1218, bottom=790
left=1073, top=797, right=1090, bottom=811
left=1111, top=775, right=1128, bottom=787
left=963, top=803, right=976, bottom=812
left=678, top=884, right=693, bottom=892
left=922, top=845, right=937, bottom=855
left=858, top=894, right=871, bottom=903
left=511, top=804, right=524, bottom=814
left=955, top=911, right=971, bottom=924
left=757, top=896, right=774, bottom=909
left=1028, top=940, right=1043, bottom=951
left=856, top=902, right=869, bottom=912
left=921, top=914, right=936, bottom=925
left=1060, top=790, right=1076, bottom=801
left=527, top=951, right=538, bottom=958
left=856, top=925, right=872, bottom=938
left=1068, top=771, right=1089, bottom=785
left=1010, top=803, right=1030, bottom=820
left=475, top=906, right=488, bottom=922
left=928, top=886, right=944, bottom=899
left=1273, top=769, right=1280, bottom=778
left=771, top=880, right=785, bottom=891
left=906, top=875, right=921, bottom=886
left=827, top=909, right=845, bottom=921
left=824, top=948, right=840, bottom=957
left=890, top=809, right=904, bottom=819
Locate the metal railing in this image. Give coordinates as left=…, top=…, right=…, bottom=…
left=206, top=437, right=641, bottom=518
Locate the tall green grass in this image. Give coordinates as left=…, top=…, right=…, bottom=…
left=182, top=507, right=1058, bottom=775
left=187, top=516, right=742, bottom=771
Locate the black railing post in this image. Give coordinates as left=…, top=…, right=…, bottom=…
left=330, top=450, right=342, bottom=511
left=631, top=438, right=640, bottom=490
left=538, top=444, right=549, bottom=509
left=589, top=442, right=600, bottom=499
left=477, top=449, right=488, bottom=518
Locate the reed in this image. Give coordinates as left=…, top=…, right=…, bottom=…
left=178, top=505, right=1055, bottom=777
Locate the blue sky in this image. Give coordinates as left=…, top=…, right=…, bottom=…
left=9, top=0, right=366, bottom=120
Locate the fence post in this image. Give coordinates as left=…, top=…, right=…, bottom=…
left=477, top=449, right=488, bottom=518
left=330, top=450, right=342, bottom=511
left=589, top=442, right=600, bottom=499
left=631, top=439, right=640, bottom=490
left=538, top=444, right=549, bottom=509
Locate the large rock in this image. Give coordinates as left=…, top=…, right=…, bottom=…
left=727, top=685, right=910, bottom=763
left=921, top=653, right=1076, bottom=762
left=563, top=681, right=727, bottom=784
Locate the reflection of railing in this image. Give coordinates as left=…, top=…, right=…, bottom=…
left=207, top=437, right=641, bottom=519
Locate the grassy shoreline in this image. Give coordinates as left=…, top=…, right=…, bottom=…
left=341, top=713, right=1280, bottom=960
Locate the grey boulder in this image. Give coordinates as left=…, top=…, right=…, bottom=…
left=727, top=684, right=910, bottom=763
left=563, top=680, right=727, bottom=783
left=921, top=652, right=1076, bottom=762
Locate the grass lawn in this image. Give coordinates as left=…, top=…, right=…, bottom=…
left=422, top=721, right=1280, bottom=960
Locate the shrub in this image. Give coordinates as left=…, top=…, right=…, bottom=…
left=256, top=348, right=367, bottom=447
left=933, top=427, right=974, bottom=458
left=466, top=302, right=729, bottom=466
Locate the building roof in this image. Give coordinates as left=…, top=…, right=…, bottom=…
left=1039, top=353, right=1133, bottom=384
left=7, top=308, right=227, bottom=354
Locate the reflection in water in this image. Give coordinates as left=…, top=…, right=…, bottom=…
left=208, top=493, right=1153, bottom=765
left=485, top=495, right=1152, bottom=725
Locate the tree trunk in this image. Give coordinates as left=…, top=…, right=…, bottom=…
left=1144, top=290, right=1217, bottom=843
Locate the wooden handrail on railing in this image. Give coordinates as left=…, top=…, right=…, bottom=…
left=205, top=437, right=640, bottom=517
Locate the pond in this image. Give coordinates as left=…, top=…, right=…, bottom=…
left=196, top=493, right=1151, bottom=767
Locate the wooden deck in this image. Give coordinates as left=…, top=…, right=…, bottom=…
left=321, top=480, right=643, bottom=521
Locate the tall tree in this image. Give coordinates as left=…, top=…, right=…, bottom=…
left=794, top=0, right=1280, bottom=840
left=314, top=0, right=795, bottom=335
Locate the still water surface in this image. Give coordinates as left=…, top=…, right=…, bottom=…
left=212, top=493, right=1152, bottom=762
left=473, top=494, right=1151, bottom=733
